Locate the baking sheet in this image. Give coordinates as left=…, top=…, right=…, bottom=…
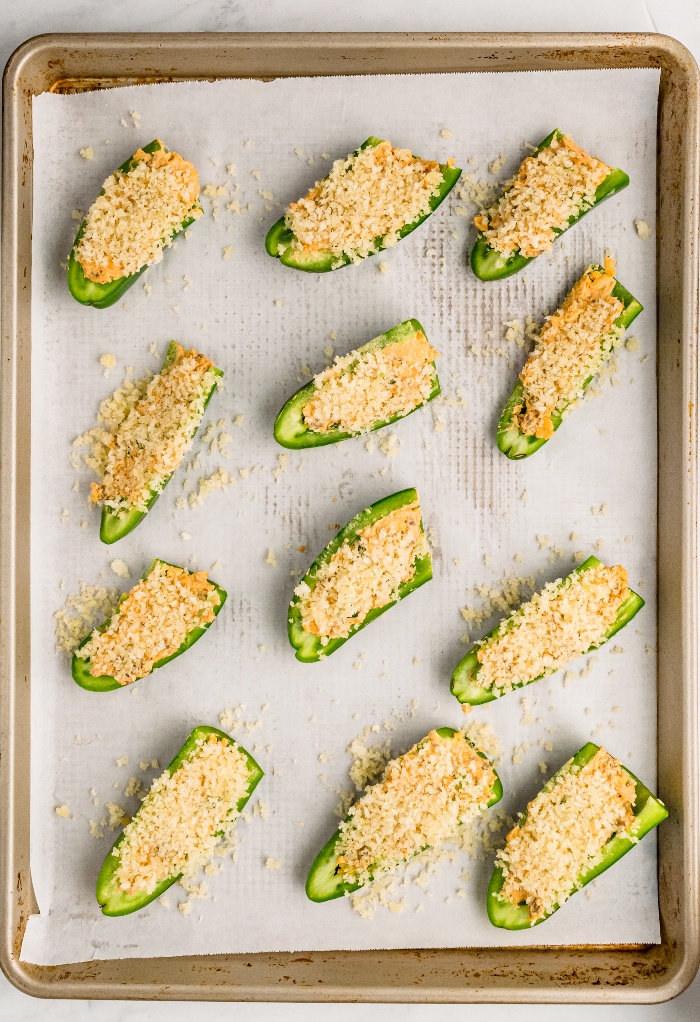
left=22, top=68, right=660, bottom=966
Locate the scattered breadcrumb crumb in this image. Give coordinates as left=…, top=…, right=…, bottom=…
left=80, top=147, right=94, bottom=160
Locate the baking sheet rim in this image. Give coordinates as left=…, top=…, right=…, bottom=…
left=1, top=31, right=698, bottom=1003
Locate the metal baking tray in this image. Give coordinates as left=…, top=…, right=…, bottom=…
left=1, top=32, right=698, bottom=1003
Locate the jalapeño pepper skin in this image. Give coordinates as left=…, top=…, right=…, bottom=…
left=67, top=140, right=202, bottom=309
left=273, top=319, right=440, bottom=449
left=96, top=726, right=263, bottom=916
left=451, top=556, right=644, bottom=706
left=470, top=130, right=630, bottom=282
left=265, top=137, right=461, bottom=272
left=288, top=488, right=431, bottom=662
left=98, top=341, right=222, bottom=544
left=487, top=742, right=667, bottom=929
left=496, top=274, right=642, bottom=460
left=305, top=727, right=503, bottom=902
left=72, top=559, right=227, bottom=692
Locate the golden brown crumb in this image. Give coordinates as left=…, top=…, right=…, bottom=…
left=302, top=329, right=439, bottom=436
left=77, top=144, right=201, bottom=283
left=336, top=730, right=495, bottom=883
left=77, top=561, right=219, bottom=685
left=114, top=734, right=250, bottom=894
left=475, top=134, right=610, bottom=258
left=296, top=502, right=427, bottom=640
left=475, top=565, right=629, bottom=694
left=515, top=261, right=623, bottom=438
left=90, top=344, right=216, bottom=514
left=497, top=748, right=635, bottom=920
left=285, top=140, right=444, bottom=262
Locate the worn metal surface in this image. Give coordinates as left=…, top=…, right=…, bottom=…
left=1, top=32, right=698, bottom=1003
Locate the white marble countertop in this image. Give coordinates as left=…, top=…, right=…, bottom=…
left=2, top=0, right=699, bottom=1017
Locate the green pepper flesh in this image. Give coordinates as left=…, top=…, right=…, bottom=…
left=266, top=137, right=461, bottom=272
left=306, top=727, right=502, bottom=902
left=288, top=488, right=432, bottom=662
left=96, top=725, right=263, bottom=916
left=469, top=130, right=630, bottom=282
left=496, top=275, right=643, bottom=460
left=72, top=559, right=227, bottom=692
left=67, top=140, right=202, bottom=309
left=273, top=319, right=440, bottom=449
left=487, top=742, right=667, bottom=929
left=451, top=556, right=644, bottom=705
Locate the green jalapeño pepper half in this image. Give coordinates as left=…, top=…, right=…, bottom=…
left=265, top=137, right=461, bottom=272
left=470, top=130, right=629, bottom=281
left=451, top=556, right=644, bottom=706
left=67, top=139, right=203, bottom=308
left=487, top=742, right=667, bottom=929
left=497, top=272, right=642, bottom=460
left=306, top=727, right=503, bottom=902
left=72, top=559, right=227, bottom=692
left=99, top=341, right=223, bottom=545
left=288, top=488, right=431, bottom=662
left=274, top=319, right=440, bottom=449
left=96, top=726, right=263, bottom=916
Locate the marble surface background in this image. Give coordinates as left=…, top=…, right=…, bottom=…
left=2, top=0, right=699, bottom=1018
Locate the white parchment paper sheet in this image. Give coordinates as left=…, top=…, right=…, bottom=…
left=24, top=68, right=660, bottom=965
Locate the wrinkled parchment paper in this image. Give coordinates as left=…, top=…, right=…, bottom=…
left=23, top=68, right=660, bottom=964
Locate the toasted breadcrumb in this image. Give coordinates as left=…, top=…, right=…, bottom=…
left=285, top=140, right=445, bottom=262
left=336, top=730, right=495, bottom=884
left=515, top=261, right=623, bottom=438
left=85, top=344, right=216, bottom=515
left=54, top=582, right=119, bottom=655
left=77, top=143, right=201, bottom=282
left=76, top=561, right=219, bottom=685
left=114, top=733, right=250, bottom=895
left=303, top=327, right=438, bottom=436
left=474, top=564, right=629, bottom=695
left=475, top=134, right=610, bottom=258
left=296, top=502, right=427, bottom=640
left=497, top=748, right=635, bottom=921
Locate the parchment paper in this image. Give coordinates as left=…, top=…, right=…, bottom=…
left=23, top=68, right=660, bottom=965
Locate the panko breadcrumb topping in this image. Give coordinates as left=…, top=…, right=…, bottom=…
left=77, top=561, right=219, bottom=685
left=303, top=328, right=439, bottom=435
left=475, top=134, right=611, bottom=258
left=515, top=260, right=624, bottom=438
left=475, top=564, right=629, bottom=694
left=285, top=140, right=445, bottom=262
left=114, top=734, right=250, bottom=894
left=336, top=730, right=496, bottom=883
left=497, top=748, right=636, bottom=921
left=90, top=343, right=217, bottom=514
left=77, top=143, right=201, bottom=283
left=296, top=502, right=427, bottom=640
